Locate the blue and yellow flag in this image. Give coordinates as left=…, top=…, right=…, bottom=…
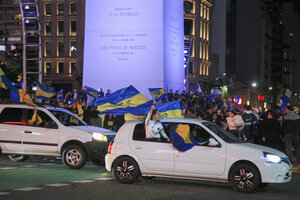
left=93, top=85, right=151, bottom=114
left=36, top=81, right=56, bottom=99
left=195, top=83, right=203, bottom=95
left=171, top=124, right=198, bottom=152
left=81, top=86, right=99, bottom=98
left=148, top=88, right=166, bottom=104
left=0, top=67, right=13, bottom=89
left=280, top=88, right=292, bottom=114
left=155, top=100, right=183, bottom=118
left=211, top=87, right=223, bottom=95
left=10, top=87, right=35, bottom=105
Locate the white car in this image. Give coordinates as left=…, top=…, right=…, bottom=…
left=105, top=118, right=292, bottom=192
left=0, top=104, right=115, bottom=169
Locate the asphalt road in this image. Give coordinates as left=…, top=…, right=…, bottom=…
left=0, top=155, right=300, bottom=200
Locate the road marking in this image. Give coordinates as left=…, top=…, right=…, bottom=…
left=0, top=167, right=18, bottom=170
left=45, top=183, right=70, bottom=187
left=14, top=187, right=42, bottom=191
left=0, top=192, right=9, bottom=195
left=71, top=180, right=95, bottom=183
left=94, top=177, right=114, bottom=181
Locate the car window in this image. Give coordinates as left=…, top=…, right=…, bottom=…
left=49, top=110, right=86, bottom=126
left=203, top=121, right=241, bottom=143
left=164, top=122, right=217, bottom=147
left=25, top=109, right=58, bottom=129
left=0, top=108, right=26, bottom=125
left=132, top=123, right=170, bottom=143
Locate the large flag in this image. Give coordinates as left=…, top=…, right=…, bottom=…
left=0, top=67, right=13, bottom=89
left=36, top=81, right=56, bottom=99
left=11, top=87, right=35, bottom=105
left=211, top=87, right=223, bottom=95
left=280, top=88, right=292, bottom=114
left=148, top=88, right=166, bottom=104
left=81, top=86, right=99, bottom=98
left=195, top=83, right=203, bottom=95
left=171, top=124, right=198, bottom=152
left=155, top=100, right=183, bottom=118
left=93, top=85, right=151, bottom=114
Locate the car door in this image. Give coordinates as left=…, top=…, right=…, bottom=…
left=22, top=109, right=60, bottom=155
left=130, top=123, right=174, bottom=173
left=174, top=123, right=226, bottom=176
left=0, top=107, right=25, bottom=154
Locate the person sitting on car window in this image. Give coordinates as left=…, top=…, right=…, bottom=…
left=145, top=105, right=169, bottom=142
left=28, top=107, right=43, bottom=126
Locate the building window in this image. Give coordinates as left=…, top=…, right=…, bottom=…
left=57, top=3, right=64, bottom=16
left=70, top=62, right=76, bottom=73
left=203, top=6, right=206, bottom=19
left=70, top=3, right=77, bottom=15
left=188, top=62, right=193, bottom=74
left=57, top=62, right=64, bottom=73
left=45, top=42, right=51, bottom=57
left=44, top=3, right=51, bottom=16
left=200, top=21, right=203, bottom=39
left=203, top=22, right=206, bottom=40
left=70, top=41, right=77, bottom=57
left=57, top=41, right=64, bottom=57
left=206, top=44, right=209, bottom=60
left=70, top=21, right=76, bottom=36
left=206, top=23, right=209, bottom=41
left=199, top=63, right=202, bottom=75
left=200, top=4, right=203, bottom=17
left=44, top=62, right=51, bottom=74
left=203, top=43, right=206, bottom=60
left=206, top=65, right=209, bottom=76
left=45, top=21, right=51, bottom=36
left=184, top=19, right=194, bottom=35
left=184, top=1, right=194, bottom=14
left=207, top=7, right=210, bottom=20
left=57, top=21, right=64, bottom=36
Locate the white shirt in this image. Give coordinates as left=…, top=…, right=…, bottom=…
left=145, top=111, right=169, bottom=141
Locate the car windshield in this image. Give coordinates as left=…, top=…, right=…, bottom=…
left=48, top=110, right=86, bottom=126
left=203, top=121, right=242, bottom=143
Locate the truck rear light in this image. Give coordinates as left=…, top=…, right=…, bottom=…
left=107, top=140, right=114, bottom=154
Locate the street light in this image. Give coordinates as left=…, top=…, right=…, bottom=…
left=252, top=82, right=257, bottom=88
left=269, top=86, right=273, bottom=90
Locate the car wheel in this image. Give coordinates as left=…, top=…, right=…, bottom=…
left=230, top=164, right=260, bottom=193
left=8, top=155, right=28, bottom=162
left=62, top=145, right=87, bottom=169
left=259, top=183, right=269, bottom=188
left=91, top=159, right=104, bottom=166
left=113, top=157, right=140, bottom=184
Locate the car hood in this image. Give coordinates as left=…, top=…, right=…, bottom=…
left=229, top=142, right=287, bottom=158
left=70, top=126, right=116, bottom=136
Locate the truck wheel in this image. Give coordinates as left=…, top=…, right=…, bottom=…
left=62, top=145, right=86, bottom=169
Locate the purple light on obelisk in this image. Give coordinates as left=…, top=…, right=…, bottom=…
left=83, top=0, right=184, bottom=97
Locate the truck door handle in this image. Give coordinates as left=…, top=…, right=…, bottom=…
left=24, top=131, right=32, bottom=134
left=135, top=146, right=143, bottom=149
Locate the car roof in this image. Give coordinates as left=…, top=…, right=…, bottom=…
left=124, top=118, right=207, bottom=125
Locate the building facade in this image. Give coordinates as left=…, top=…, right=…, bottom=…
left=184, top=0, right=214, bottom=93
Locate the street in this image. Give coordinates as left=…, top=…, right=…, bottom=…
left=0, top=155, right=300, bottom=200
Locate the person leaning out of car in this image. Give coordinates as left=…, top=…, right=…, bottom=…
left=145, top=105, right=169, bottom=142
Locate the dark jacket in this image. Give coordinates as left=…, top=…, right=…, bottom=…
left=262, top=119, right=283, bottom=144
left=283, top=111, right=300, bottom=136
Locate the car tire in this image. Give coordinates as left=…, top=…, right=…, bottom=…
left=113, top=157, right=140, bottom=184
left=62, top=145, right=87, bottom=169
left=229, top=164, right=260, bottom=193
left=8, top=155, right=28, bottom=162
left=91, top=159, right=104, bottom=166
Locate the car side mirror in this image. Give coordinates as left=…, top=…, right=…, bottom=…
left=208, top=138, right=219, bottom=147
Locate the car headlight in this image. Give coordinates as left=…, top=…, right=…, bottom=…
left=92, top=132, right=107, bottom=142
left=263, top=152, right=281, bottom=163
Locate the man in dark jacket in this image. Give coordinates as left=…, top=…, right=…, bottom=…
left=283, top=106, right=300, bottom=166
